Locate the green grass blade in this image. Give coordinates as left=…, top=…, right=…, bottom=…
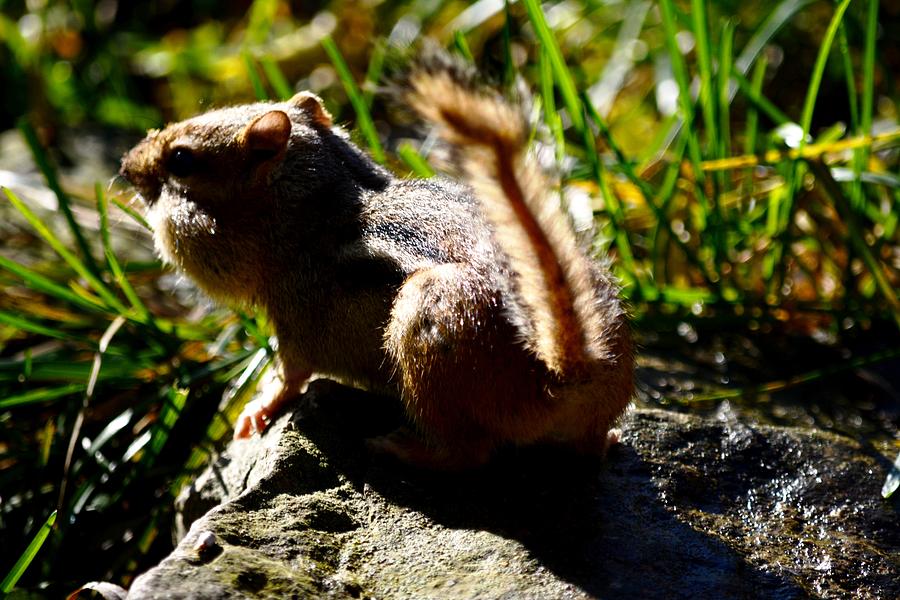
left=362, top=40, right=386, bottom=109
left=223, top=348, right=270, bottom=408
left=581, top=92, right=654, bottom=201
left=716, top=19, right=735, bottom=231
left=0, top=355, right=131, bottom=383
left=78, top=408, right=134, bottom=467
left=243, top=52, right=269, bottom=100
left=688, top=0, right=727, bottom=275
left=836, top=23, right=859, bottom=132
left=690, top=0, right=716, bottom=155
left=260, top=57, right=292, bottom=100
left=501, top=0, right=516, bottom=87
left=0, top=254, right=106, bottom=313
left=0, top=310, right=88, bottom=343
left=883, top=451, right=900, bottom=499
left=522, top=0, right=585, bottom=134
left=654, top=0, right=811, bottom=164
left=0, top=14, right=32, bottom=66
left=587, top=0, right=650, bottom=120
left=178, top=348, right=259, bottom=387
left=592, top=160, right=639, bottom=292
left=743, top=54, right=767, bottom=199
left=110, top=196, right=152, bottom=231
left=733, top=69, right=790, bottom=126
left=636, top=113, right=680, bottom=169
left=68, top=281, right=109, bottom=307
left=659, top=0, right=717, bottom=281
left=452, top=30, right=474, bottom=62
left=96, top=184, right=151, bottom=323
left=808, top=160, right=900, bottom=328
left=322, top=36, right=385, bottom=164
left=860, top=0, right=878, bottom=139
left=657, top=134, right=688, bottom=208
left=854, top=0, right=879, bottom=210
left=236, top=310, right=272, bottom=351
left=659, top=286, right=717, bottom=306
left=831, top=168, right=900, bottom=189
left=743, top=55, right=768, bottom=157
left=734, top=0, right=814, bottom=75
left=587, top=114, right=714, bottom=287
left=539, top=47, right=566, bottom=165
left=17, top=119, right=100, bottom=277
left=658, top=0, right=706, bottom=182
left=244, top=0, right=277, bottom=46
left=574, top=95, right=639, bottom=292
left=688, top=346, right=900, bottom=403
left=144, top=386, right=189, bottom=468
left=796, top=0, right=852, bottom=156
left=717, top=20, right=734, bottom=162
left=397, top=142, right=435, bottom=178
left=583, top=120, right=647, bottom=299
left=774, top=0, right=852, bottom=293
left=4, top=188, right=127, bottom=314
left=61, top=314, right=126, bottom=514
left=0, top=510, right=57, bottom=593
left=0, top=384, right=86, bottom=409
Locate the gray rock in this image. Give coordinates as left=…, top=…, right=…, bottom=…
left=128, top=380, right=899, bottom=599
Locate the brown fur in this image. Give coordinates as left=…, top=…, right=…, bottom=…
left=407, top=70, right=615, bottom=376
left=120, top=79, right=633, bottom=469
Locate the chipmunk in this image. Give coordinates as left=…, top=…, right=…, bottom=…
left=119, top=64, right=633, bottom=470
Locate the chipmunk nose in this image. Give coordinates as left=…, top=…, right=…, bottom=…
left=120, top=141, right=162, bottom=204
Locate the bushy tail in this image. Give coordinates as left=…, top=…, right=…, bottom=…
left=407, top=66, right=612, bottom=376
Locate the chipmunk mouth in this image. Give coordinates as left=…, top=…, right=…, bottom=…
left=119, top=169, right=160, bottom=207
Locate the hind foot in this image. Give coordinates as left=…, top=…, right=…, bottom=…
left=605, top=428, right=622, bottom=449
left=568, top=427, right=623, bottom=458
left=366, top=426, right=491, bottom=470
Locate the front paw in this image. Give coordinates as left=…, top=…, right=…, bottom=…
left=232, top=364, right=310, bottom=440
left=233, top=397, right=277, bottom=440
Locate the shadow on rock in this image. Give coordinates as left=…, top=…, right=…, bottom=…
left=295, top=383, right=805, bottom=599
left=141, top=379, right=896, bottom=600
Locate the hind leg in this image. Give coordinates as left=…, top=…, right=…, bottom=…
left=568, top=422, right=623, bottom=457
left=545, top=327, right=634, bottom=457
left=366, top=426, right=492, bottom=470
left=379, top=263, right=512, bottom=469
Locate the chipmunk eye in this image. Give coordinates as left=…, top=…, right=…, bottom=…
left=167, top=147, right=196, bottom=178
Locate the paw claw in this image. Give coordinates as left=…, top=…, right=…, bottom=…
left=253, top=412, right=268, bottom=434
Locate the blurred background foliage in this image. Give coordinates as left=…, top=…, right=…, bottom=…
left=0, top=0, right=898, bottom=596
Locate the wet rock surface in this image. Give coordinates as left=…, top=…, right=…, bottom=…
left=128, top=380, right=899, bottom=599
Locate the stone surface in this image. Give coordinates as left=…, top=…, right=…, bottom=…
left=128, top=379, right=899, bottom=599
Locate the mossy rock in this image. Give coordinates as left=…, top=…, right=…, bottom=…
left=128, top=380, right=899, bottom=599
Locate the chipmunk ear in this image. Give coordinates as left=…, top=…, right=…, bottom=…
left=289, top=92, right=333, bottom=128
left=241, top=110, right=292, bottom=157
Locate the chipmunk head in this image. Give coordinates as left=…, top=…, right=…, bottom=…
left=119, top=92, right=333, bottom=305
